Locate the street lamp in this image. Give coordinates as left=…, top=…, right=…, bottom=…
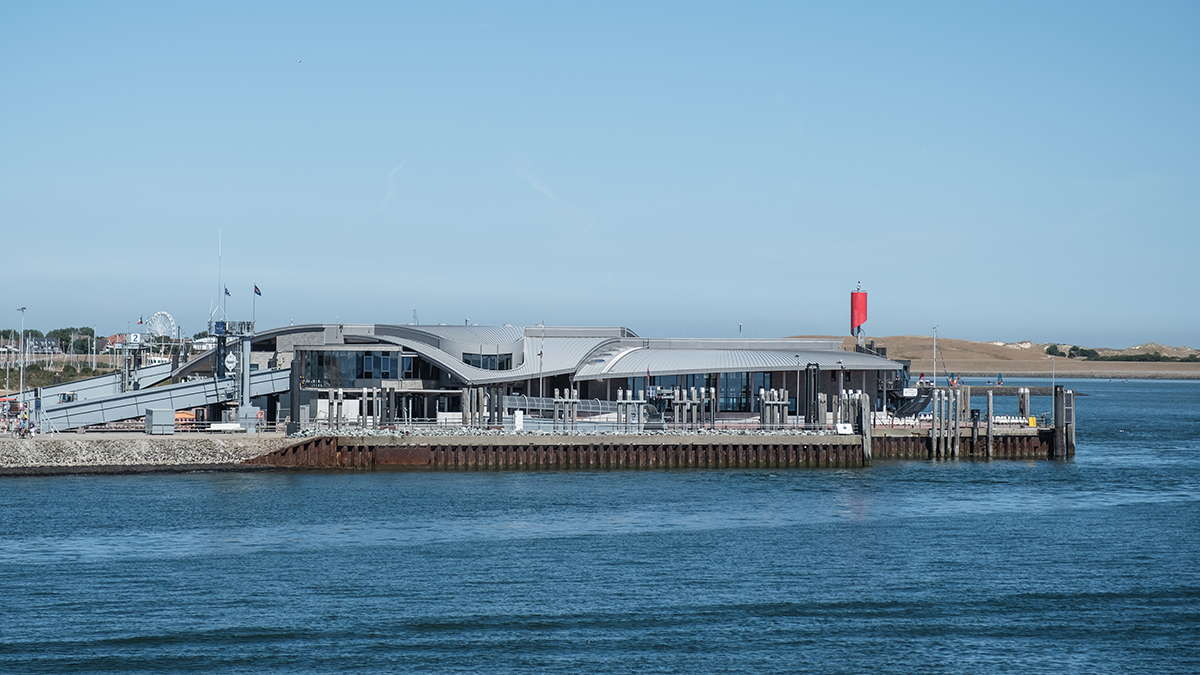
left=835, top=358, right=844, bottom=425
left=794, top=354, right=801, bottom=428
left=17, top=307, right=25, bottom=399
left=932, top=326, right=938, bottom=387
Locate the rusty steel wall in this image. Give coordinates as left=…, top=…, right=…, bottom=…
left=425, top=441, right=864, bottom=470
left=245, top=437, right=865, bottom=470
left=871, top=430, right=1057, bottom=461
left=244, top=430, right=1064, bottom=470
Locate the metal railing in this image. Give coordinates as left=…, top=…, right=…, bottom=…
left=292, top=414, right=857, bottom=434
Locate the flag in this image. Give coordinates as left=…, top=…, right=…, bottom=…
left=254, top=285, right=262, bottom=296
left=224, top=286, right=231, bottom=297
left=138, top=316, right=143, bottom=325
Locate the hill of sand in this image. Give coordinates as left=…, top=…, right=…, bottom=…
left=791, top=335, right=1200, bottom=379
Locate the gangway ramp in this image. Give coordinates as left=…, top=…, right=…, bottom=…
left=40, top=368, right=291, bottom=431
left=12, top=360, right=181, bottom=406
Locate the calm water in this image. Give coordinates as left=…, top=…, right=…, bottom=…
left=1, top=379, right=1197, bottom=673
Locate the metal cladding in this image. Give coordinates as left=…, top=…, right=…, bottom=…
left=249, top=322, right=903, bottom=388
left=572, top=346, right=896, bottom=382
left=851, top=292, right=867, bottom=336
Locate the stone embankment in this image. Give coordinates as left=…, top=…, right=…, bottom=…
left=0, top=433, right=293, bottom=476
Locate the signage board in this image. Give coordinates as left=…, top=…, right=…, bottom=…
left=902, top=387, right=918, bottom=397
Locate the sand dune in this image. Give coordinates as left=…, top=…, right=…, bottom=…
left=791, top=335, right=1200, bottom=379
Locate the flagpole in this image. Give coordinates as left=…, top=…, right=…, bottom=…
left=219, top=229, right=224, bottom=320
left=253, top=285, right=256, bottom=326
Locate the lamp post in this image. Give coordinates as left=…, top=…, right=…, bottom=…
left=835, top=358, right=845, bottom=426
left=17, top=307, right=25, bottom=399
left=932, top=326, right=938, bottom=387
left=794, top=354, right=801, bottom=428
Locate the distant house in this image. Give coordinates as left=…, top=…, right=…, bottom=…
left=26, top=337, right=60, bottom=354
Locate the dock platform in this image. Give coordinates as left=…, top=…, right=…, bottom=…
left=244, top=425, right=1064, bottom=471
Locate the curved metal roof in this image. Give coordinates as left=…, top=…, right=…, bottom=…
left=402, top=324, right=525, bottom=345
left=573, top=347, right=899, bottom=381
left=361, top=333, right=619, bottom=386
left=247, top=323, right=900, bottom=387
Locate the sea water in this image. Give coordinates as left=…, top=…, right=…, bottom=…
left=1, top=379, right=1197, bottom=673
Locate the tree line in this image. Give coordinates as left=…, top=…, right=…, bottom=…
left=1045, top=344, right=1200, bottom=362
left=0, top=327, right=97, bottom=353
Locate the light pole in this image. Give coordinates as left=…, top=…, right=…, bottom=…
left=931, top=326, right=938, bottom=387
left=17, top=307, right=26, bottom=399
left=794, top=354, right=801, bottom=428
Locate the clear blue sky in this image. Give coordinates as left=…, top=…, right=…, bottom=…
left=3, top=2, right=1197, bottom=347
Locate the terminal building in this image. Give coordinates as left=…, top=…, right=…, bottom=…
left=184, top=322, right=906, bottom=425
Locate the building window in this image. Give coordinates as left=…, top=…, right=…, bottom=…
left=720, top=372, right=751, bottom=412
left=402, top=356, right=441, bottom=381
left=301, top=350, right=416, bottom=389
left=462, top=353, right=512, bottom=370
left=751, top=372, right=770, bottom=412
left=355, top=351, right=398, bottom=380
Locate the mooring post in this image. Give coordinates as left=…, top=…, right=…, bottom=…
left=930, top=389, right=938, bottom=457
left=1054, top=385, right=1066, bottom=459
left=939, top=389, right=947, bottom=458
left=942, top=389, right=949, bottom=458
left=939, top=389, right=948, bottom=458
left=952, top=388, right=961, bottom=458
left=947, top=388, right=953, bottom=457
left=986, top=390, right=994, bottom=458
left=860, top=394, right=872, bottom=465
left=1066, top=390, right=1076, bottom=456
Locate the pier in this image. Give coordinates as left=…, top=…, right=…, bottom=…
left=245, top=384, right=1076, bottom=470
left=244, top=425, right=1065, bottom=471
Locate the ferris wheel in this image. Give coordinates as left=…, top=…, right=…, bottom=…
left=146, top=311, right=176, bottom=339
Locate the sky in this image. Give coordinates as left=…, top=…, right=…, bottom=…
left=2, top=1, right=1197, bottom=348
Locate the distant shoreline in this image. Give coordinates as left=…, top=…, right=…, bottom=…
left=947, top=371, right=1200, bottom=380
left=788, top=335, right=1200, bottom=381
left=898, top=360, right=1200, bottom=380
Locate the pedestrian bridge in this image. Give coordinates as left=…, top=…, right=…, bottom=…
left=12, top=361, right=177, bottom=407
left=37, top=368, right=291, bottom=432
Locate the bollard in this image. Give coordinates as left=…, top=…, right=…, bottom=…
left=986, top=390, right=994, bottom=458
left=860, top=394, right=872, bottom=464
left=1054, top=385, right=1066, bottom=459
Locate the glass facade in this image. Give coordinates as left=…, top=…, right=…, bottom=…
left=720, top=372, right=750, bottom=412
left=462, top=353, right=513, bottom=370
left=300, top=350, right=442, bottom=389
left=628, top=372, right=778, bottom=413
